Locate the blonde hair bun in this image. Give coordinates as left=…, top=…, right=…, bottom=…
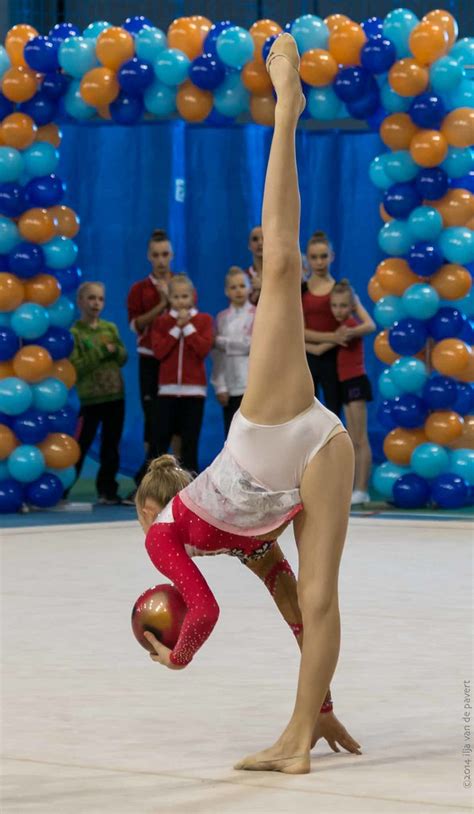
left=148, top=454, right=180, bottom=473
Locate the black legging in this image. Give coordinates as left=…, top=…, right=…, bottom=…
left=306, top=347, right=342, bottom=417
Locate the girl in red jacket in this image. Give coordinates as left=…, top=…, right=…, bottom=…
left=151, top=274, right=213, bottom=472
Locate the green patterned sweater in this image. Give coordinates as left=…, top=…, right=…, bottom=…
left=70, top=319, right=128, bottom=405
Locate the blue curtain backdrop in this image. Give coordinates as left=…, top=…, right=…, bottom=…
left=58, top=121, right=386, bottom=473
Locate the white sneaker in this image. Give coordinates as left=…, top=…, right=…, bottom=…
left=351, top=490, right=370, bottom=505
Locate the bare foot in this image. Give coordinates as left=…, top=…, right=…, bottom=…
left=266, top=33, right=305, bottom=117
left=234, top=743, right=310, bottom=774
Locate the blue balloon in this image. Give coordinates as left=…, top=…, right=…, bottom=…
left=374, top=295, right=406, bottom=328
left=380, top=79, right=412, bottom=112
left=366, top=107, right=386, bottom=132
left=0, top=411, right=13, bottom=427
left=361, top=16, right=383, bottom=38
left=378, top=368, right=401, bottom=399
left=135, top=27, right=166, bottom=62
left=118, top=57, right=154, bottom=92
left=214, top=72, right=249, bottom=117
left=346, top=85, right=380, bottom=119
left=459, top=319, right=474, bottom=344
left=31, top=377, right=68, bottom=411
left=307, top=85, right=344, bottom=120
left=422, top=375, right=457, bottom=409
left=25, top=471, right=64, bottom=507
left=393, top=472, right=430, bottom=507
left=20, top=91, right=58, bottom=126
left=154, top=48, right=190, bottom=86
left=449, top=289, right=474, bottom=319
left=450, top=38, right=474, bottom=69
left=47, top=295, right=75, bottom=329
left=123, top=15, right=153, bottom=34
left=0, top=182, right=28, bottom=218
left=0, top=217, right=20, bottom=255
left=384, top=182, right=421, bottom=218
left=22, top=142, right=59, bottom=177
left=53, top=265, right=82, bottom=294
left=0, top=93, right=14, bottom=120
left=43, top=237, right=78, bottom=270
left=46, top=464, right=75, bottom=490
left=143, top=79, right=176, bottom=116
left=432, top=472, right=469, bottom=508
left=25, top=174, right=65, bottom=208
left=391, top=356, right=428, bottom=393
left=0, top=45, right=10, bottom=78
left=409, top=92, right=446, bottom=129
left=0, top=147, right=23, bottom=184
left=428, top=306, right=465, bottom=341
left=63, top=79, right=96, bottom=120
left=438, top=227, right=474, bottom=266
left=8, top=242, right=44, bottom=278
left=36, top=326, right=74, bottom=360
left=7, top=444, right=45, bottom=483
left=376, top=398, right=398, bottom=429
left=382, top=8, right=419, bottom=58
left=262, top=35, right=278, bottom=62
left=189, top=53, right=225, bottom=91
left=11, top=303, right=49, bottom=340
left=451, top=170, right=474, bottom=194
left=58, top=36, right=98, bottom=78
left=369, top=154, right=392, bottom=189
left=415, top=167, right=449, bottom=200
left=42, top=71, right=70, bottom=100
left=378, top=220, right=412, bottom=256
left=389, top=317, right=428, bottom=355
left=203, top=21, right=234, bottom=58
left=361, top=37, right=396, bottom=73
left=291, top=14, right=329, bottom=52
left=453, top=382, right=474, bottom=415
left=392, top=392, right=428, bottom=427
left=12, top=408, right=49, bottom=444
left=408, top=206, right=443, bottom=242
left=449, top=449, right=474, bottom=486
left=110, top=92, right=144, bottom=125
left=385, top=150, right=418, bottom=182
left=372, top=461, right=410, bottom=499
left=408, top=242, right=443, bottom=277
left=441, top=147, right=474, bottom=179
left=216, top=26, right=254, bottom=68
left=83, top=21, right=112, bottom=40
left=0, top=327, right=20, bottom=360
left=411, top=442, right=450, bottom=478
left=24, top=36, right=59, bottom=72
left=430, top=56, right=464, bottom=94
left=0, top=478, right=24, bottom=513
left=47, top=405, right=78, bottom=435
left=449, top=77, right=474, bottom=109
left=49, top=23, right=81, bottom=44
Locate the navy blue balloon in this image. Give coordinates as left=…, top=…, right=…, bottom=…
left=0, top=93, right=14, bottom=119
left=8, top=243, right=45, bottom=278
left=118, top=58, right=154, bottom=93
left=123, top=15, right=153, bottom=34
left=361, top=16, right=384, bottom=38
left=42, top=71, right=70, bottom=100
left=0, top=183, right=28, bottom=217
left=24, top=36, right=59, bottom=72
left=392, top=393, right=428, bottom=428
left=0, top=411, right=14, bottom=427
left=459, top=319, right=474, bottom=345
left=203, top=20, right=233, bottom=57
left=361, top=37, right=396, bottom=73
left=48, top=23, right=81, bottom=44
left=36, top=326, right=74, bottom=360
left=110, top=92, right=144, bottom=125
left=389, top=317, right=428, bottom=355
left=450, top=170, right=474, bottom=194
left=0, top=478, right=24, bottom=513
left=25, top=174, right=65, bottom=207
left=0, top=327, right=20, bottom=361
left=428, top=307, right=465, bottom=340
left=393, top=473, right=430, bottom=508
left=415, top=167, right=449, bottom=200
left=12, top=408, right=49, bottom=444
left=432, top=473, right=469, bottom=508
left=47, top=405, right=78, bottom=435
left=408, top=241, right=443, bottom=277
left=453, top=382, right=474, bottom=415
left=367, top=107, right=387, bottom=131
left=346, top=85, right=380, bottom=118
left=25, top=472, right=64, bottom=507
left=189, top=53, right=226, bottom=91
left=384, top=182, right=421, bottom=218
left=376, top=398, right=398, bottom=429
left=205, top=108, right=234, bottom=126
left=422, top=375, right=457, bottom=409
left=262, top=35, right=278, bottom=62
left=53, top=265, right=82, bottom=294
left=409, top=92, right=446, bottom=129
left=20, top=91, right=58, bottom=126
left=334, top=66, right=373, bottom=102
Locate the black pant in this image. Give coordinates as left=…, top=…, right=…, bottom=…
left=156, top=396, right=205, bottom=473
left=134, top=355, right=160, bottom=485
left=74, top=399, right=125, bottom=499
left=223, top=395, right=243, bottom=437
left=306, top=347, right=342, bottom=417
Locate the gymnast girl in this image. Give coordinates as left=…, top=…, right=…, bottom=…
left=137, top=34, right=359, bottom=774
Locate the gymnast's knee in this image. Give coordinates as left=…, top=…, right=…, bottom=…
left=297, top=582, right=338, bottom=620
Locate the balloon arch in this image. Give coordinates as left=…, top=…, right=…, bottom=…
left=0, top=10, right=473, bottom=511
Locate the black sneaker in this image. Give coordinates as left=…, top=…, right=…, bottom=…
left=97, top=495, right=122, bottom=506
left=121, top=490, right=137, bottom=506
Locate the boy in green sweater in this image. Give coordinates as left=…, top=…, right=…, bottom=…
left=70, top=282, right=128, bottom=504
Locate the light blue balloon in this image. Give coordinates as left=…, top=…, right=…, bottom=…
left=438, top=227, right=474, bottom=266
left=214, top=72, right=249, bottom=117
left=391, top=356, right=428, bottom=393
left=216, top=26, right=254, bottom=69
left=32, top=378, right=68, bottom=411
left=378, top=220, right=413, bottom=256
left=135, top=26, right=166, bottom=62
left=0, top=45, right=10, bottom=79
left=402, top=283, right=440, bottom=319
left=47, top=465, right=76, bottom=490
left=449, top=449, right=474, bottom=486
left=307, top=86, right=344, bottom=121
left=411, top=443, right=450, bottom=479
left=7, top=445, right=45, bottom=483
left=369, top=154, right=392, bottom=189
left=429, top=56, right=464, bottom=93
left=43, top=237, right=79, bottom=270
left=154, top=48, right=190, bottom=86
left=144, top=79, right=176, bottom=116
left=0, top=216, right=20, bottom=254
left=450, top=38, right=474, bottom=69
left=83, top=20, right=111, bottom=40
left=47, top=296, right=75, bottom=329
left=11, top=303, right=50, bottom=340
left=380, top=79, right=413, bottom=112
left=448, top=290, right=474, bottom=319
left=374, top=295, right=406, bottom=328
left=408, top=206, right=443, bottom=242
left=382, top=8, right=419, bottom=58
left=22, top=141, right=59, bottom=177
left=373, top=462, right=410, bottom=498
left=385, top=150, right=418, bottom=182
left=291, top=15, right=329, bottom=52
left=448, top=77, right=474, bottom=109
left=59, top=36, right=98, bottom=78
left=0, top=147, right=23, bottom=184
left=64, top=79, right=95, bottom=120
left=378, top=368, right=401, bottom=399
left=0, top=378, right=33, bottom=416
left=441, top=146, right=474, bottom=179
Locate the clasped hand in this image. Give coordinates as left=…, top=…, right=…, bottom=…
left=143, top=631, right=186, bottom=670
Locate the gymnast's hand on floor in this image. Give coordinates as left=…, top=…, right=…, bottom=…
left=143, top=631, right=186, bottom=670
left=311, top=711, right=362, bottom=755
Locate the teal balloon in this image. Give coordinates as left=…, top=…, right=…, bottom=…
left=214, top=73, right=249, bottom=117
left=374, top=295, right=406, bottom=328
left=216, top=26, right=254, bottom=69
left=0, top=147, right=23, bottom=183
left=408, top=206, right=443, bottom=241
left=411, top=442, right=450, bottom=478
left=0, top=216, right=20, bottom=254
left=307, top=86, right=344, bottom=120
left=135, top=27, right=167, bottom=62
left=0, top=377, right=33, bottom=415
left=378, top=368, right=401, bottom=399
left=291, top=15, right=329, bottom=52
left=429, top=56, right=464, bottom=93
left=449, top=448, right=474, bottom=486
left=31, top=377, right=68, bottom=411
left=441, top=146, right=474, bottom=179
left=22, top=142, right=59, bottom=177
left=144, top=79, right=176, bottom=116
left=448, top=78, right=474, bottom=109
left=402, top=283, right=440, bottom=319
left=378, top=220, right=412, bottom=256
left=447, top=290, right=474, bottom=319
left=43, top=237, right=78, bottom=269
left=47, top=295, right=75, bottom=328
left=154, top=48, right=190, bottom=86
left=450, top=38, right=474, bottom=69
left=369, top=154, right=392, bottom=189
left=11, top=303, right=50, bottom=340
left=47, top=465, right=75, bottom=490
left=380, top=79, right=412, bottom=112
left=382, top=8, right=419, bottom=58
left=0, top=45, right=10, bottom=79
left=64, top=79, right=95, bottom=120
left=58, top=36, right=98, bottom=77
left=438, top=227, right=474, bottom=266
left=385, top=150, right=418, bottom=182
left=391, top=356, right=428, bottom=393
left=83, top=21, right=111, bottom=40
left=7, top=444, right=45, bottom=483
left=373, top=461, right=410, bottom=498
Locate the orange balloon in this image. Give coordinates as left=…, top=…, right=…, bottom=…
left=0, top=112, right=37, bottom=149
left=380, top=113, right=419, bottom=150
left=249, top=19, right=282, bottom=61
left=328, top=21, right=367, bottom=66
left=168, top=18, right=207, bottom=60
left=431, top=264, right=472, bottom=300
left=449, top=415, right=474, bottom=450
left=35, top=123, right=62, bottom=147
left=38, top=433, right=80, bottom=468
left=423, top=10, right=458, bottom=47
left=425, top=410, right=463, bottom=445
left=410, top=129, right=448, bottom=168
left=441, top=108, right=474, bottom=149
left=388, top=58, right=429, bottom=96
left=50, top=205, right=80, bottom=238
left=325, top=14, right=352, bottom=34
left=23, top=274, right=61, bottom=306
left=96, top=104, right=112, bottom=120
left=12, top=345, right=53, bottom=383
left=457, top=349, right=474, bottom=383
left=0, top=273, right=24, bottom=311
left=80, top=67, right=119, bottom=106
left=189, top=15, right=213, bottom=34
left=1, top=65, right=38, bottom=102
left=379, top=202, right=394, bottom=223
left=300, top=49, right=338, bottom=87
left=466, top=215, right=474, bottom=231
left=176, top=81, right=213, bottom=122
left=51, top=358, right=77, bottom=389
left=431, top=338, right=472, bottom=376
left=18, top=208, right=56, bottom=244
left=368, top=275, right=388, bottom=302
left=384, top=427, right=427, bottom=466
left=5, top=24, right=39, bottom=68
left=409, top=21, right=448, bottom=64
left=250, top=93, right=275, bottom=126
left=433, top=188, right=474, bottom=227
left=0, top=424, right=17, bottom=459
left=374, top=330, right=400, bottom=364
left=96, top=26, right=134, bottom=70
left=376, top=257, right=419, bottom=296
left=242, top=60, right=272, bottom=95
left=0, top=361, right=15, bottom=379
